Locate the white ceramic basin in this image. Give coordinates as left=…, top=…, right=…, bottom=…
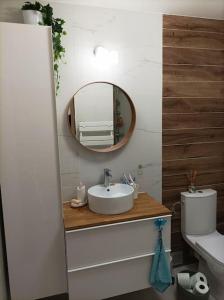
left=88, top=183, right=134, bottom=215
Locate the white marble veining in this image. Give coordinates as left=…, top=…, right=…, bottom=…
left=1, top=0, right=224, bottom=25
left=0, top=1, right=163, bottom=202
left=1, top=2, right=223, bottom=204
left=49, top=1, right=224, bottom=20
left=0, top=3, right=223, bottom=300
left=52, top=4, right=163, bottom=202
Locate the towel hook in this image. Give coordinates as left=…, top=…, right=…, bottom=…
left=154, top=218, right=167, bottom=231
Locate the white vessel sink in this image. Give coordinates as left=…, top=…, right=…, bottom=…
left=88, top=183, right=134, bottom=215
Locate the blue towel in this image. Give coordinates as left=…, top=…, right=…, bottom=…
left=149, top=218, right=172, bottom=293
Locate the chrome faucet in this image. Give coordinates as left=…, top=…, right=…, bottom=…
left=104, top=168, right=112, bottom=188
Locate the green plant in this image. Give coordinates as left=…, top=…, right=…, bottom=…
left=21, top=1, right=66, bottom=94
left=22, top=1, right=42, bottom=11
left=41, top=4, right=66, bottom=93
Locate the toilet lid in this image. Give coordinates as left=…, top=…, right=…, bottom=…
left=196, top=235, right=224, bottom=265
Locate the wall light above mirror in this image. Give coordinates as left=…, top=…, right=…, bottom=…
left=94, top=46, right=119, bottom=67
left=67, top=82, right=136, bottom=153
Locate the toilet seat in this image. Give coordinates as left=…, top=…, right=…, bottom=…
left=196, top=235, right=224, bottom=266
left=184, top=231, right=224, bottom=267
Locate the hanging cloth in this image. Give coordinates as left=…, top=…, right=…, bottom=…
left=149, top=218, right=172, bottom=293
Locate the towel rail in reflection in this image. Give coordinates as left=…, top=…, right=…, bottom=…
left=79, top=121, right=114, bottom=147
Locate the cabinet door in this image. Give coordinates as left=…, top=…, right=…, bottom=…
left=0, top=23, right=67, bottom=300
left=68, top=255, right=154, bottom=300
left=66, top=216, right=171, bottom=300
left=66, top=216, right=171, bottom=270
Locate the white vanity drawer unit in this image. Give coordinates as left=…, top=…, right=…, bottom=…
left=64, top=193, right=171, bottom=300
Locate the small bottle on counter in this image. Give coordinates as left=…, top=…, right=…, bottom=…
left=71, top=182, right=86, bottom=208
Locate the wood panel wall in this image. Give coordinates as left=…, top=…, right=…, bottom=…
left=163, top=15, right=224, bottom=252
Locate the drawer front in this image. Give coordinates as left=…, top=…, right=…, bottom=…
left=68, top=254, right=158, bottom=300
left=66, top=216, right=171, bottom=270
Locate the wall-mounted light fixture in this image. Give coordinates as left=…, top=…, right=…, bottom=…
left=93, top=46, right=119, bottom=67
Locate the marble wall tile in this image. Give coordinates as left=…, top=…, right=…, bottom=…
left=60, top=173, right=81, bottom=201
left=58, top=136, right=80, bottom=174
left=52, top=1, right=224, bottom=20
left=52, top=4, right=163, bottom=202
left=1, top=0, right=224, bottom=24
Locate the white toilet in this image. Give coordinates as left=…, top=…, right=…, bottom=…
left=181, top=189, right=224, bottom=300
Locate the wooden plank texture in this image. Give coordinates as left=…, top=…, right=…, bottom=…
left=163, top=113, right=224, bottom=129
left=163, top=29, right=224, bottom=50
left=163, top=82, right=224, bottom=98
left=163, top=128, right=224, bottom=145
left=163, top=98, right=224, bottom=113
left=163, top=156, right=224, bottom=176
left=163, top=142, right=224, bottom=160
left=162, top=15, right=224, bottom=253
left=63, top=193, right=170, bottom=231
left=217, top=197, right=224, bottom=222
left=163, top=172, right=224, bottom=189
left=163, top=15, right=224, bottom=33
left=217, top=222, right=224, bottom=234
left=163, top=47, right=224, bottom=66
left=163, top=65, right=224, bottom=82
left=171, top=232, right=186, bottom=251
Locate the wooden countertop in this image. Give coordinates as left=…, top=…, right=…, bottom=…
left=63, top=193, right=171, bottom=231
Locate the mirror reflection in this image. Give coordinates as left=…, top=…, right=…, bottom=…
left=67, top=82, right=135, bottom=152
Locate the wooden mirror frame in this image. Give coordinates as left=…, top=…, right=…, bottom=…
left=67, top=82, right=136, bottom=153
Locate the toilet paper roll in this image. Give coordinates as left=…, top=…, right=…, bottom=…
left=193, top=281, right=209, bottom=295
left=177, top=273, right=191, bottom=290
left=190, top=272, right=207, bottom=288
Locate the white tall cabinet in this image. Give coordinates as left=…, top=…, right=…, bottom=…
left=0, top=23, right=67, bottom=300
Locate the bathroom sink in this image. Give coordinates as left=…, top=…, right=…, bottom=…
left=88, top=183, right=134, bottom=215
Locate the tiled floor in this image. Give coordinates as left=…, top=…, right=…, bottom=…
left=109, top=287, right=214, bottom=300
left=108, top=285, right=177, bottom=300
left=109, top=264, right=214, bottom=300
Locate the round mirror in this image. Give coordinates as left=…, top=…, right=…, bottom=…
left=67, top=82, right=136, bottom=152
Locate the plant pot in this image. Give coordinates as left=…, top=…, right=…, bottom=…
left=22, top=10, right=43, bottom=25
